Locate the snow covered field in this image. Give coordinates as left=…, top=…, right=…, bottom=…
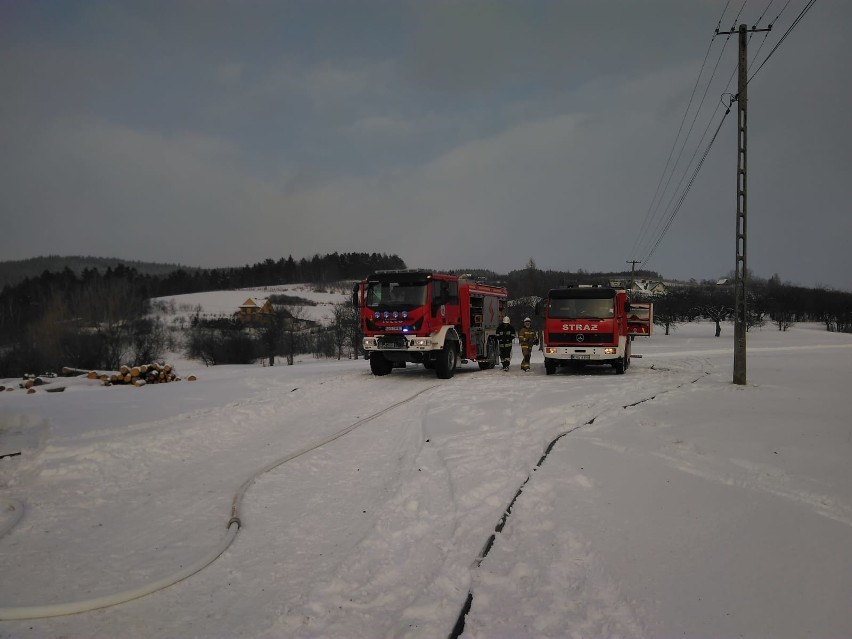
left=151, top=283, right=350, bottom=325
left=2, top=319, right=851, bottom=638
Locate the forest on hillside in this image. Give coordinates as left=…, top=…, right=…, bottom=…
left=0, top=252, right=404, bottom=376
left=0, top=256, right=196, bottom=290
left=1, top=254, right=850, bottom=378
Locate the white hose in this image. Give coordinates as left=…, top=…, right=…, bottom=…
left=0, top=523, right=238, bottom=620
left=0, top=383, right=438, bottom=621
left=228, top=384, right=439, bottom=527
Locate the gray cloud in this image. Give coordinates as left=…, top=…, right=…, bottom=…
left=1, top=1, right=849, bottom=290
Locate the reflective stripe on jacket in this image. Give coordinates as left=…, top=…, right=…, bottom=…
left=496, top=324, right=516, bottom=345
left=518, top=326, right=538, bottom=348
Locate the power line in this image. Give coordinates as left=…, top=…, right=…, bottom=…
left=629, top=36, right=720, bottom=260
left=640, top=107, right=733, bottom=267
left=633, top=51, right=738, bottom=267
left=629, top=2, right=736, bottom=263
left=631, top=0, right=817, bottom=274
left=750, top=0, right=816, bottom=82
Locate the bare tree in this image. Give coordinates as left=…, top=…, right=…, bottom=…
left=329, top=301, right=358, bottom=359
left=648, top=291, right=687, bottom=336
left=256, top=308, right=291, bottom=366
left=75, top=277, right=147, bottom=369
left=129, top=317, right=172, bottom=366
left=282, top=305, right=308, bottom=365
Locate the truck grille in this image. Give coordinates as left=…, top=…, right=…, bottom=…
left=377, top=335, right=408, bottom=350
left=548, top=332, right=614, bottom=345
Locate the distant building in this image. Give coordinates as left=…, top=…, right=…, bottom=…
left=633, top=279, right=668, bottom=296
left=236, top=297, right=273, bottom=323
left=610, top=279, right=669, bottom=296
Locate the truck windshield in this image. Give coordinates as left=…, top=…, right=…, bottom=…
left=365, top=281, right=428, bottom=309
left=549, top=297, right=614, bottom=319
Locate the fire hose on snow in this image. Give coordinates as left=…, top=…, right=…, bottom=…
left=0, top=385, right=438, bottom=621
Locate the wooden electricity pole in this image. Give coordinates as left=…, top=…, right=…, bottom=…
left=626, top=259, right=641, bottom=294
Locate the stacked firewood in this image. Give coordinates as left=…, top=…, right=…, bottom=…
left=62, top=363, right=196, bottom=387
left=114, top=363, right=177, bottom=386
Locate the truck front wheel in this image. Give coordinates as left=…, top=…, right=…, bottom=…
left=369, top=353, right=394, bottom=376
left=544, top=358, right=556, bottom=375
left=435, top=343, right=458, bottom=379
left=613, top=341, right=631, bottom=374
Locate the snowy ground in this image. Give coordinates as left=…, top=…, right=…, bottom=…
left=1, top=321, right=851, bottom=638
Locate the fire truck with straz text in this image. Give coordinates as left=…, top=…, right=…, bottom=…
left=535, top=285, right=653, bottom=375
left=353, top=270, right=508, bottom=378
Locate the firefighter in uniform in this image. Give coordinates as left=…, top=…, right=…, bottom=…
left=518, top=317, right=539, bottom=372
left=496, top=315, right=516, bottom=371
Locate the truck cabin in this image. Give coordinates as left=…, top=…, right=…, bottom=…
left=361, top=272, right=459, bottom=316
left=539, top=287, right=630, bottom=319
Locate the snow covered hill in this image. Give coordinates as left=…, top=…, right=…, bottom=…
left=151, top=282, right=351, bottom=326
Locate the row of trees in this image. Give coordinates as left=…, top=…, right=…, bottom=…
left=154, top=252, right=405, bottom=296
left=646, top=278, right=852, bottom=336
left=0, top=253, right=402, bottom=377
left=0, top=251, right=404, bottom=341
left=0, top=276, right=173, bottom=377
left=183, top=301, right=362, bottom=367
left=2, top=255, right=851, bottom=377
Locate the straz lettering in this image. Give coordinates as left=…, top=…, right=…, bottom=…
left=562, top=323, right=598, bottom=331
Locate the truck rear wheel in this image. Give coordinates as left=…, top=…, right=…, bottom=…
left=369, top=353, right=394, bottom=376
left=435, top=343, right=457, bottom=379
left=478, top=338, right=497, bottom=370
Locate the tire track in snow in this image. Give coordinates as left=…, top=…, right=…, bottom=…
left=451, top=366, right=709, bottom=638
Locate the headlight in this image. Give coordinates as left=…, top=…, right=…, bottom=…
left=410, top=338, right=431, bottom=347
left=604, top=347, right=617, bottom=355
left=545, top=347, right=558, bottom=354
left=363, top=337, right=378, bottom=348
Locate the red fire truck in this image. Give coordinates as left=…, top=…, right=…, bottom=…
left=353, top=270, right=508, bottom=378
left=536, top=285, right=652, bottom=375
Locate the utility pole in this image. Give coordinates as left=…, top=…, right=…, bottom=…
left=716, top=23, right=770, bottom=385
left=626, top=260, right=640, bottom=296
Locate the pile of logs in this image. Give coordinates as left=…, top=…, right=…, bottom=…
left=61, top=363, right=197, bottom=387
left=3, top=374, right=64, bottom=394
left=111, top=362, right=178, bottom=386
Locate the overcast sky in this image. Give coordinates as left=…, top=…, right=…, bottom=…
left=1, top=1, right=849, bottom=289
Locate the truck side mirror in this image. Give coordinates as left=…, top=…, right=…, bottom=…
left=534, top=300, right=543, bottom=316
left=351, top=284, right=360, bottom=308
left=624, top=301, right=631, bottom=313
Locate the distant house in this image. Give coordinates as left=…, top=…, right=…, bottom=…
left=631, top=279, right=669, bottom=296
left=236, top=297, right=273, bottom=323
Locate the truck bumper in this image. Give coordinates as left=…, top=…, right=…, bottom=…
left=363, top=335, right=436, bottom=354
left=543, top=345, right=621, bottom=361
